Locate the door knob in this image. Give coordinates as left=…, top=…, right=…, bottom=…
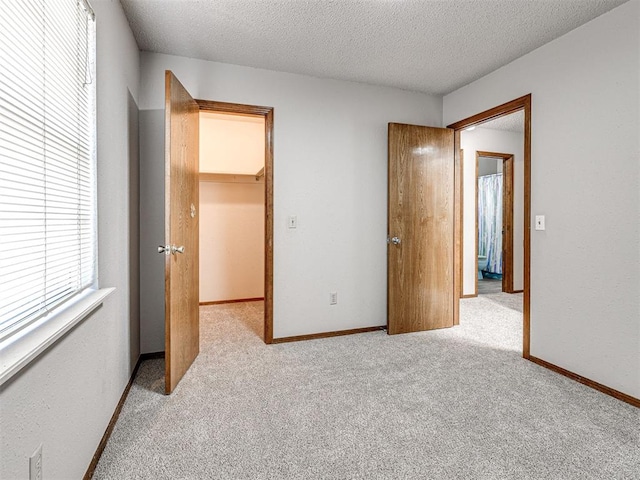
left=158, top=245, right=185, bottom=255
left=391, top=236, right=401, bottom=245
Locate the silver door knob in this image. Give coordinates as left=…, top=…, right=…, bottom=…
left=391, top=236, right=401, bottom=245
left=158, top=245, right=184, bottom=255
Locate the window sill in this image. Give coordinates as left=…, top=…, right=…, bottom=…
left=0, top=287, right=115, bottom=387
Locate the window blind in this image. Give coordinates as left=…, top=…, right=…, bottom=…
left=0, top=0, right=96, bottom=337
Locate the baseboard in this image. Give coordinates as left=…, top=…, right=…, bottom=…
left=461, top=294, right=478, bottom=298
left=200, top=297, right=264, bottom=306
left=528, top=356, right=639, bottom=408
left=140, top=351, right=165, bottom=360
left=83, top=351, right=165, bottom=479
left=510, top=289, right=524, bottom=294
left=273, top=326, right=385, bottom=344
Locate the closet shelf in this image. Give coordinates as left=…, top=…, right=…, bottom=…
left=199, top=172, right=264, bottom=184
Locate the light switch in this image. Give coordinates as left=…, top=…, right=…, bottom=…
left=288, top=215, right=297, bottom=229
left=535, top=215, right=545, bottom=231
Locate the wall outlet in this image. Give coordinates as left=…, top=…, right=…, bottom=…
left=29, top=444, right=42, bottom=480
left=330, top=292, right=337, bottom=305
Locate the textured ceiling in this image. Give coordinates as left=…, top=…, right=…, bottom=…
left=120, top=0, right=628, bottom=95
left=477, top=110, right=524, bottom=133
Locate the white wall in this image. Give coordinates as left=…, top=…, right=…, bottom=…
left=199, top=180, right=265, bottom=302
left=0, top=2, right=140, bottom=478
left=139, top=107, right=165, bottom=352
left=478, top=156, right=501, bottom=176
left=461, top=128, right=525, bottom=295
left=200, top=112, right=265, bottom=174
left=445, top=0, right=640, bottom=398
left=139, top=53, right=442, bottom=344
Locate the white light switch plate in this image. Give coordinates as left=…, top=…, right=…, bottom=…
left=535, top=215, right=545, bottom=231
left=330, top=292, right=337, bottom=305
left=288, top=216, right=297, bottom=229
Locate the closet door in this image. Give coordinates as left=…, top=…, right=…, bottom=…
left=164, top=70, right=200, bottom=394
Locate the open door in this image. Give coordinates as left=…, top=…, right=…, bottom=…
left=387, top=123, right=455, bottom=334
left=163, top=71, right=199, bottom=394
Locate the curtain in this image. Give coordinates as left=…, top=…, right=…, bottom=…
left=478, top=174, right=503, bottom=274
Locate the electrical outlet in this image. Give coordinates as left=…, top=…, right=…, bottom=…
left=29, top=444, right=42, bottom=480
left=330, top=292, right=337, bottom=305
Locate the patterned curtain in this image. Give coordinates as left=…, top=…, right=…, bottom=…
left=478, top=174, right=503, bottom=274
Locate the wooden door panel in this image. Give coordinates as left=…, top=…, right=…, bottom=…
left=388, top=123, right=454, bottom=335
left=165, top=71, right=199, bottom=394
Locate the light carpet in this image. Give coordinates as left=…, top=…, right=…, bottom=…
left=93, top=296, right=639, bottom=479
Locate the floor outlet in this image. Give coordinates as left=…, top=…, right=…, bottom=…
left=330, top=292, right=337, bottom=305
left=29, top=444, right=42, bottom=480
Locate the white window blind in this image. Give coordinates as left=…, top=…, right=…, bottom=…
left=0, top=0, right=97, bottom=338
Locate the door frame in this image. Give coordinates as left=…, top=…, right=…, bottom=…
left=475, top=151, right=515, bottom=295
left=196, top=99, right=275, bottom=344
left=448, top=94, right=531, bottom=358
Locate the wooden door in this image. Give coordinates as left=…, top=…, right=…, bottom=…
left=164, top=71, right=199, bottom=394
left=387, top=123, right=455, bottom=334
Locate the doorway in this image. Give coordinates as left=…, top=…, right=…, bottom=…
left=448, top=94, right=531, bottom=358
left=474, top=151, right=515, bottom=296
left=196, top=100, right=274, bottom=344
left=163, top=72, right=274, bottom=394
